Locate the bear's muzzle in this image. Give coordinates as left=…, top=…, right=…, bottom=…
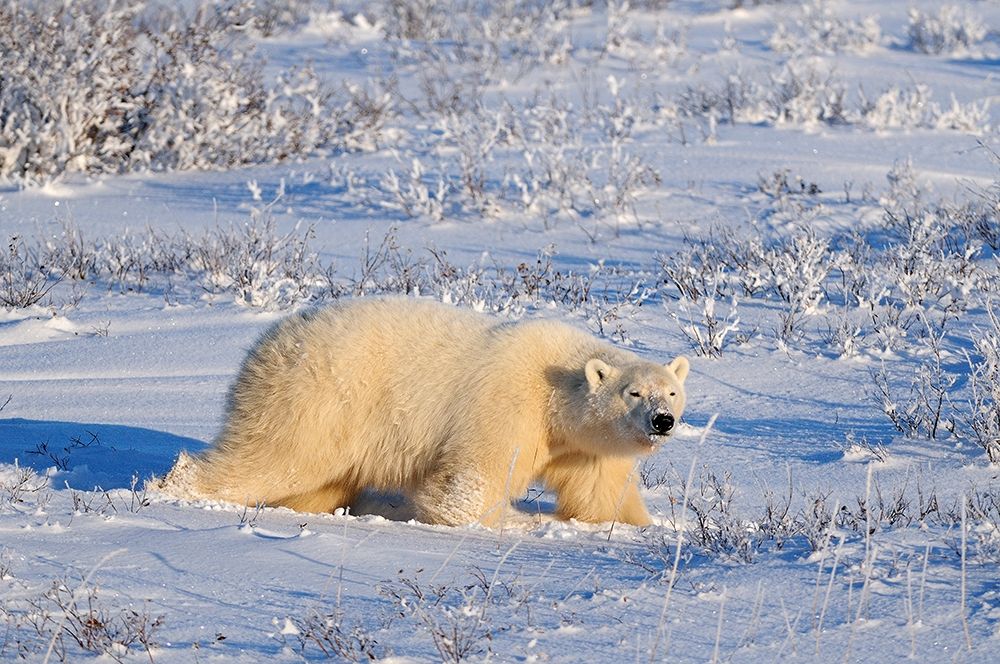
left=650, top=411, right=675, bottom=436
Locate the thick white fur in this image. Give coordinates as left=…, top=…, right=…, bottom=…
left=161, top=297, right=689, bottom=527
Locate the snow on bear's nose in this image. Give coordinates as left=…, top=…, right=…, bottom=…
left=650, top=411, right=675, bottom=435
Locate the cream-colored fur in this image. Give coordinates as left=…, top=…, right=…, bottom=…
left=160, top=297, right=690, bottom=527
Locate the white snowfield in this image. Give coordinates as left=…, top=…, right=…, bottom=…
left=1, top=0, right=999, bottom=661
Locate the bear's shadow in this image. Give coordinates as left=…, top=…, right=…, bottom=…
left=0, top=417, right=205, bottom=490
left=351, top=489, right=557, bottom=522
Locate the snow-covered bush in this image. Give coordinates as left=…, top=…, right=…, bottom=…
left=384, top=0, right=571, bottom=81
left=674, top=64, right=988, bottom=135
left=25, top=210, right=327, bottom=309
left=861, top=85, right=991, bottom=134
left=0, top=462, right=49, bottom=512
left=966, top=490, right=1000, bottom=561
left=0, top=236, right=59, bottom=308
left=246, top=0, right=336, bottom=37
left=870, top=352, right=957, bottom=441
left=964, top=305, right=1000, bottom=463
left=767, top=1, right=881, bottom=55
left=601, top=1, right=689, bottom=66
left=823, top=306, right=866, bottom=358
left=875, top=170, right=979, bottom=337
left=380, top=574, right=499, bottom=662
left=860, top=84, right=936, bottom=131
left=757, top=169, right=821, bottom=201
left=604, top=0, right=634, bottom=56
left=276, top=608, right=386, bottom=660
left=189, top=212, right=324, bottom=310
left=381, top=158, right=450, bottom=222
left=766, top=63, right=849, bottom=126
left=765, top=230, right=831, bottom=342
left=934, top=95, right=991, bottom=134
left=383, top=0, right=452, bottom=41
left=592, top=146, right=661, bottom=234
left=0, top=576, right=163, bottom=661
left=658, top=229, right=770, bottom=303
left=676, top=286, right=742, bottom=358
left=659, top=244, right=726, bottom=303
left=906, top=5, right=987, bottom=55
left=0, top=0, right=367, bottom=184
left=0, top=1, right=140, bottom=182
left=508, top=102, right=591, bottom=228
left=686, top=469, right=769, bottom=563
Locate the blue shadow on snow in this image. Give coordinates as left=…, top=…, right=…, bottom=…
left=0, top=418, right=205, bottom=490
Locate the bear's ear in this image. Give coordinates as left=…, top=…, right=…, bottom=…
left=585, top=358, right=614, bottom=391
left=667, top=356, right=690, bottom=384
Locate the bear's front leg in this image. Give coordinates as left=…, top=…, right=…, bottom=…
left=413, top=463, right=514, bottom=527
left=542, top=454, right=652, bottom=526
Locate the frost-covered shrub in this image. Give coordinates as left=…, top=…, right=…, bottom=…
left=677, top=70, right=765, bottom=126
left=766, top=64, right=849, bottom=126
left=384, top=0, right=571, bottom=81
left=823, top=306, right=865, bottom=358
left=592, top=146, right=661, bottom=233
left=906, top=5, right=987, bottom=55
left=860, top=85, right=991, bottom=134
left=189, top=213, right=324, bottom=310
left=338, top=78, right=399, bottom=152
left=0, top=236, right=59, bottom=308
left=676, top=283, right=741, bottom=358
left=859, top=84, right=935, bottom=131
left=381, top=158, right=450, bottom=222
left=0, top=0, right=364, bottom=184
left=680, top=64, right=850, bottom=128
left=757, top=169, right=821, bottom=200
left=659, top=245, right=724, bottom=303
left=870, top=352, right=957, bottom=441
left=382, top=0, right=454, bottom=42
left=881, top=157, right=924, bottom=211
left=685, top=469, right=769, bottom=563
left=0, top=1, right=142, bottom=182
left=247, top=0, right=336, bottom=37
left=0, top=576, right=163, bottom=662
left=379, top=572, right=527, bottom=664
left=604, top=0, right=634, bottom=55
left=955, top=200, right=1000, bottom=255
left=767, top=1, right=881, bottom=55
left=965, top=306, right=1000, bottom=463
left=765, top=230, right=831, bottom=341
left=659, top=228, right=770, bottom=303
left=601, top=1, right=688, bottom=66
left=674, top=65, right=988, bottom=135
left=875, top=165, right=980, bottom=336
left=934, top=95, right=991, bottom=134
left=28, top=211, right=327, bottom=309
left=276, top=608, right=386, bottom=661
left=506, top=102, right=590, bottom=227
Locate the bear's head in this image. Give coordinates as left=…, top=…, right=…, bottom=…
left=578, top=356, right=690, bottom=456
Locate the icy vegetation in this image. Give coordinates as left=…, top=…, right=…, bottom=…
left=2, top=0, right=1000, bottom=661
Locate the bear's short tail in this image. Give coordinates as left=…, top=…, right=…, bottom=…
left=150, top=450, right=204, bottom=500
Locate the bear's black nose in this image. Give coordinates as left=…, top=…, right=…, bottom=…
left=651, top=412, right=675, bottom=435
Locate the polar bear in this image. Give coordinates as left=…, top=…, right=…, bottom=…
left=161, top=297, right=690, bottom=527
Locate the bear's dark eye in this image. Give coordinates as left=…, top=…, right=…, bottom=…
left=670, top=392, right=676, bottom=397
left=629, top=390, right=641, bottom=398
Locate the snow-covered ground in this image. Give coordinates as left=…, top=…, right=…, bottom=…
left=2, top=1, right=1000, bottom=661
